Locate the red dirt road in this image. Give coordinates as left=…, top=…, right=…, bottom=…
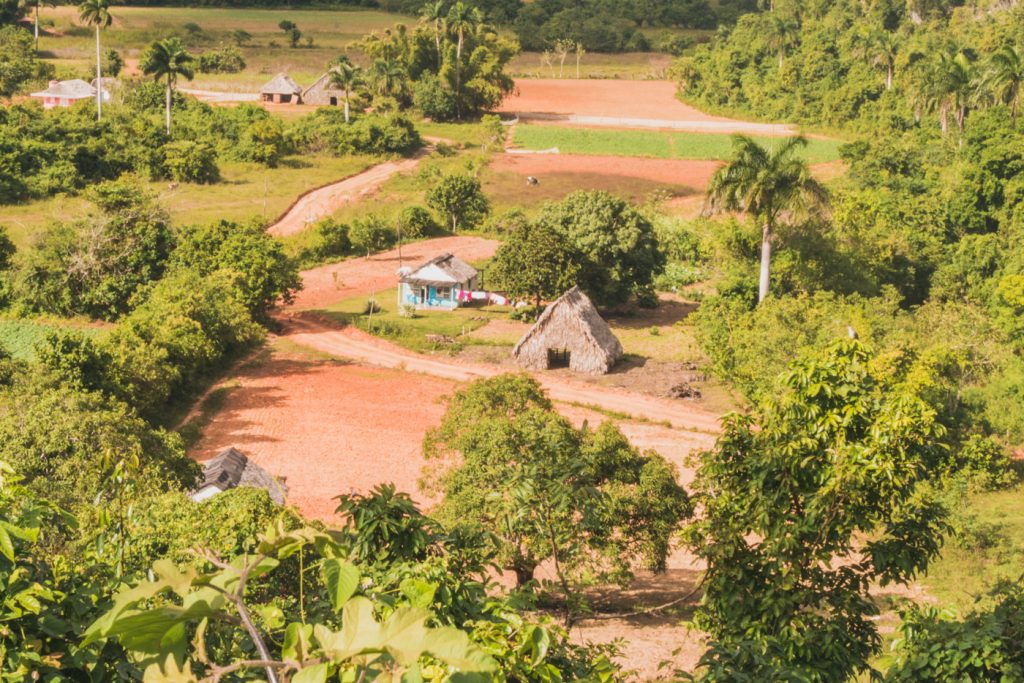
left=491, top=153, right=722, bottom=190
left=267, top=154, right=426, bottom=238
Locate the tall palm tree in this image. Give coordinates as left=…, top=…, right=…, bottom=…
left=446, top=1, right=482, bottom=118
left=140, top=37, right=194, bottom=135
left=705, top=136, right=828, bottom=304
left=328, top=56, right=363, bottom=123
left=932, top=49, right=977, bottom=135
left=25, top=0, right=55, bottom=52
left=982, top=43, right=1024, bottom=121
left=78, top=0, right=112, bottom=121
left=370, top=55, right=408, bottom=104
left=420, top=0, right=447, bottom=69
left=855, top=27, right=900, bottom=91
left=763, top=13, right=799, bottom=69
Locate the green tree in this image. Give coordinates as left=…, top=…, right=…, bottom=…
left=706, top=135, right=828, bottom=304
left=425, top=374, right=691, bottom=623
left=535, top=191, right=664, bottom=308
left=425, top=173, right=490, bottom=232
left=231, top=28, right=251, bottom=46
left=486, top=221, right=580, bottom=308
left=78, top=0, right=112, bottom=121
left=349, top=214, right=396, bottom=257
left=140, top=37, right=195, bottom=135
left=170, top=219, right=301, bottom=318
left=855, top=26, right=900, bottom=91
left=421, top=0, right=447, bottom=69
left=981, top=43, right=1024, bottom=120
left=25, top=0, right=54, bottom=52
left=278, top=19, right=301, bottom=48
left=686, top=340, right=949, bottom=681
left=328, top=56, right=364, bottom=123
left=762, top=12, right=798, bottom=69
left=0, top=25, right=50, bottom=97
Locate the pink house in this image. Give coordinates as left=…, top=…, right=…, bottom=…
left=30, top=79, right=109, bottom=109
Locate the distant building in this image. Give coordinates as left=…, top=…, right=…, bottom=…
left=302, top=69, right=345, bottom=106
left=259, top=73, right=303, bottom=104
left=30, top=79, right=109, bottom=109
left=398, top=253, right=479, bottom=310
left=191, top=447, right=288, bottom=505
left=512, top=286, right=623, bottom=375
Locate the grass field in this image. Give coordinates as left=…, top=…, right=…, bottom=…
left=37, top=6, right=410, bottom=90
left=0, top=317, right=105, bottom=360
left=922, top=481, right=1024, bottom=609
left=3, top=154, right=375, bottom=248
left=512, top=125, right=845, bottom=164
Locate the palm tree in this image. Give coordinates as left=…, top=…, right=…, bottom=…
left=446, top=1, right=482, bottom=118
left=25, top=0, right=55, bottom=52
left=855, top=27, right=900, bottom=91
left=78, top=0, right=112, bottom=121
left=763, top=13, right=799, bottom=69
left=932, top=49, right=977, bottom=135
left=328, top=57, right=363, bottom=123
left=981, top=43, right=1024, bottom=121
left=705, top=136, right=828, bottom=304
left=140, top=37, right=195, bottom=135
left=370, top=55, right=408, bottom=105
left=420, top=0, right=447, bottom=69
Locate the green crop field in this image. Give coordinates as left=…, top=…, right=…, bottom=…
left=512, top=125, right=845, bottom=164
left=0, top=317, right=104, bottom=361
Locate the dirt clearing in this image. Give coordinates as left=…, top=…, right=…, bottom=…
left=490, top=153, right=721, bottom=192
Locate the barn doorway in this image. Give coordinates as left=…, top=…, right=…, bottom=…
left=547, top=348, right=571, bottom=369
left=329, top=96, right=338, bottom=106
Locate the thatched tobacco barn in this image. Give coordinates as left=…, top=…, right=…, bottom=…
left=302, top=69, right=344, bottom=106
left=260, top=73, right=303, bottom=104
left=512, top=286, right=623, bottom=374
left=190, top=447, right=288, bottom=504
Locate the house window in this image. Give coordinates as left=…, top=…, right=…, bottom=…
left=437, top=287, right=451, bottom=299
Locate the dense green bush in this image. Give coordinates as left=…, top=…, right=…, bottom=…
left=349, top=214, right=396, bottom=256
left=398, top=205, right=441, bottom=240
left=196, top=44, right=246, bottom=73
left=290, top=109, right=422, bottom=156
left=159, top=139, right=220, bottom=183
left=15, top=181, right=175, bottom=320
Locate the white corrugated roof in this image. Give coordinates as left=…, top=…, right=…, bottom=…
left=30, top=79, right=96, bottom=99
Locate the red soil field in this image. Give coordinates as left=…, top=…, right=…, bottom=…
left=500, top=79, right=730, bottom=121
left=492, top=152, right=722, bottom=190
left=191, top=350, right=459, bottom=521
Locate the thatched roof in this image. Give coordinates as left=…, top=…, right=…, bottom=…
left=512, top=286, right=623, bottom=375
left=260, top=73, right=302, bottom=95
left=192, top=447, right=288, bottom=505
left=400, top=253, right=478, bottom=288
left=30, top=79, right=95, bottom=99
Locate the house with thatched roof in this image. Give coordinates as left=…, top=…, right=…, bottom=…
left=302, top=69, right=344, bottom=106
left=259, top=73, right=303, bottom=104
left=512, top=286, right=623, bottom=375
left=190, top=447, right=288, bottom=505
left=30, top=79, right=109, bottom=109
left=398, top=253, right=479, bottom=310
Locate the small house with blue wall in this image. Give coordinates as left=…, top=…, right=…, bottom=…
left=398, top=253, right=479, bottom=310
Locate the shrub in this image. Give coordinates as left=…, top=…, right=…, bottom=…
left=349, top=215, right=396, bottom=256
left=398, top=206, right=439, bottom=240
left=160, top=140, right=220, bottom=184
left=196, top=45, right=246, bottom=74
left=311, top=218, right=351, bottom=261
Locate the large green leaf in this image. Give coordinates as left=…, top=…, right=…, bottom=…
left=292, top=663, right=329, bottom=683
left=322, top=558, right=360, bottom=613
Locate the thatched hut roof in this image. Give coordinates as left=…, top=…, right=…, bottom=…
left=191, top=447, right=288, bottom=505
left=512, top=286, right=623, bottom=375
left=260, top=73, right=302, bottom=96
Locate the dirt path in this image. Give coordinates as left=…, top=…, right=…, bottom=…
left=267, top=151, right=428, bottom=237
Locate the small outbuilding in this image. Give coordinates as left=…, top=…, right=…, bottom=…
left=512, top=286, right=623, bottom=375
left=260, top=73, right=303, bottom=104
left=302, top=69, right=345, bottom=106
left=30, top=79, right=109, bottom=109
left=399, top=253, right=480, bottom=310
left=190, top=447, right=288, bottom=505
